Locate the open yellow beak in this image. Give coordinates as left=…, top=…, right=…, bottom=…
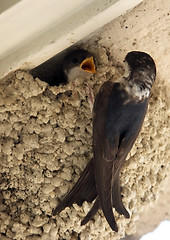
left=80, top=56, right=96, bottom=73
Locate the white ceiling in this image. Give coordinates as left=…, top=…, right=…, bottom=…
left=0, top=0, right=143, bottom=78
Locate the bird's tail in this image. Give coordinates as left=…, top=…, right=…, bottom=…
left=52, top=159, right=129, bottom=228
left=81, top=198, right=100, bottom=225
left=112, top=176, right=130, bottom=219
left=52, top=159, right=97, bottom=215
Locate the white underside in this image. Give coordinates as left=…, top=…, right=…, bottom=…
left=115, top=63, right=150, bottom=101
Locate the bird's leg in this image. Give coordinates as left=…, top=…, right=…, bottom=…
left=85, top=82, right=95, bottom=112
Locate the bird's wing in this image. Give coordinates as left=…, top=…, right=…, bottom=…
left=52, top=159, right=97, bottom=216
left=92, top=81, right=120, bottom=231
left=110, top=100, right=148, bottom=219
left=112, top=175, right=130, bottom=218
left=81, top=198, right=100, bottom=226
left=93, top=81, right=147, bottom=231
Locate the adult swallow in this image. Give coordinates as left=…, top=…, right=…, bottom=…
left=53, top=51, right=156, bottom=232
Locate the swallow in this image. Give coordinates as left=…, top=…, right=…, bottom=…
left=62, top=49, right=96, bottom=83
left=52, top=51, right=156, bottom=232
left=30, top=49, right=96, bottom=86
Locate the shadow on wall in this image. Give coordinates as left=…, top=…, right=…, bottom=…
left=0, top=0, right=21, bottom=14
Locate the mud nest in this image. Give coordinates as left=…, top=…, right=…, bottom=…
left=0, top=46, right=169, bottom=240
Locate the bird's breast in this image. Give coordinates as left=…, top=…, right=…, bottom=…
left=105, top=84, right=147, bottom=139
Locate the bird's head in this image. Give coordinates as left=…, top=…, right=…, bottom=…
left=63, top=49, right=96, bottom=82
left=125, top=51, right=156, bottom=89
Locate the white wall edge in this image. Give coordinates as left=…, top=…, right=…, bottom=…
left=0, top=0, right=143, bottom=78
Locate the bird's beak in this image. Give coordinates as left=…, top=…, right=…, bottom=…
left=80, top=56, right=96, bottom=73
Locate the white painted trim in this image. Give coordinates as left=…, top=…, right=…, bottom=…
left=0, top=0, right=143, bottom=78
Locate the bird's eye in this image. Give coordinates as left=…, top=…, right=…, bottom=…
left=72, top=57, right=79, bottom=64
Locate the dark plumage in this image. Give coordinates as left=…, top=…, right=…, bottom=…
left=53, top=51, right=156, bottom=232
